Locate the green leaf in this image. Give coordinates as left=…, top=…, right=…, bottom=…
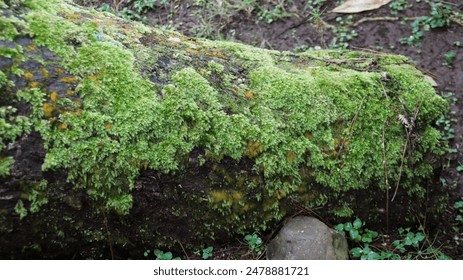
left=344, top=222, right=353, bottom=231
left=349, top=229, right=360, bottom=241
left=353, top=218, right=362, bottom=229
left=335, top=224, right=344, bottom=232
left=350, top=247, right=363, bottom=258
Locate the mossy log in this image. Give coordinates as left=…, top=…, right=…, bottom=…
left=0, top=0, right=448, bottom=258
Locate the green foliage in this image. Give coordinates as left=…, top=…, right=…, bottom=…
left=443, top=51, right=456, bottom=68
left=154, top=249, right=181, bottom=260
left=400, top=2, right=453, bottom=46
left=455, top=201, right=463, bottom=224
left=244, top=233, right=263, bottom=255
left=331, top=16, right=358, bottom=49
left=14, top=200, right=28, bottom=220
left=0, top=90, right=39, bottom=177
left=257, top=5, right=287, bottom=24
left=389, top=0, right=413, bottom=15
left=195, top=246, right=213, bottom=260
left=336, top=219, right=451, bottom=260
left=335, top=218, right=378, bottom=243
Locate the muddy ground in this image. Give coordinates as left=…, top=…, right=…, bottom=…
left=74, top=0, right=463, bottom=259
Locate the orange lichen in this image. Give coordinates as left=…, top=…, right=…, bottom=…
left=58, top=123, right=67, bottom=131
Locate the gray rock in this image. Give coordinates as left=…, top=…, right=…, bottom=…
left=266, top=216, right=349, bottom=260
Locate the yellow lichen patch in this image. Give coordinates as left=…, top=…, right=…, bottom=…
left=43, top=102, right=55, bottom=118
left=25, top=43, right=38, bottom=52
left=231, top=191, right=243, bottom=201
left=41, top=68, right=50, bottom=79
left=244, top=90, right=254, bottom=100
left=286, top=151, right=296, bottom=162
left=55, top=67, right=65, bottom=75
left=245, top=140, right=262, bottom=158
left=104, top=122, right=113, bottom=130
left=29, top=81, right=41, bottom=88
left=204, top=50, right=226, bottom=58
left=209, top=190, right=228, bottom=202
left=58, top=123, right=67, bottom=131
left=67, top=89, right=76, bottom=96
left=88, top=73, right=102, bottom=80
left=23, top=71, right=34, bottom=80
left=275, top=189, right=287, bottom=200
left=50, top=91, right=58, bottom=102
left=60, top=76, right=79, bottom=83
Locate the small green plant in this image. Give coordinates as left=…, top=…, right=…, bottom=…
left=335, top=218, right=378, bottom=243
left=244, top=233, right=263, bottom=255
left=257, top=5, right=287, bottom=24
left=335, top=219, right=451, bottom=260
left=331, top=15, right=358, bottom=49
left=154, top=249, right=181, bottom=260
left=443, top=51, right=456, bottom=67
left=195, top=246, right=214, bottom=260
left=400, top=2, right=453, bottom=46
left=389, top=0, right=413, bottom=15
left=455, top=201, right=463, bottom=223
left=202, top=246, right=213, bottom=259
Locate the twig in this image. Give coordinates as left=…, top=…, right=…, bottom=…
left=382, top=124, right=390, bottom=233
left=177, top=240, right=190, bottom=260
left=353, top=16, right=419, bottom=27
left=391, top=101, right=422, bottom=202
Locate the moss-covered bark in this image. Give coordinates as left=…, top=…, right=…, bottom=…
left=0, top=0, right=448, bottom=258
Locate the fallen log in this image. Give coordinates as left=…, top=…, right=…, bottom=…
left=0, top=0, right=448, bottom=258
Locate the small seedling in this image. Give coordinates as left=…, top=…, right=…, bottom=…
left=200, top=246, right=214, bottom=260
left=154, top=249, right=181, bottom=260
left=244, top=233, right=263, bottom=255
left=443, top=51, right=456, bottom=67
left=455, top=201, right=463, bottom=223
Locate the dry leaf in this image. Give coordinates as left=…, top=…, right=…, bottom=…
left=332, top=0, right=392, bottom=14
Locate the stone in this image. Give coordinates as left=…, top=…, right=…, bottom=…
left=266, top=216, right=349, bottom=260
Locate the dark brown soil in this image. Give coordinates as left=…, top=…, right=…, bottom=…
left=74, top=0, right=463, bottom=259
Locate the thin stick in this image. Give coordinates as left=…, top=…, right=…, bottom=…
left=353, top=16, right=419, bottom=27
left=391, top=101, right=422, bottom=202
left=177, top=240, right=190, bottom=260
left=382, top=124, right=390, bottom=233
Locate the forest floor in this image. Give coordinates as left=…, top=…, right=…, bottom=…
left=75, top=0, right=463, bottom=260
